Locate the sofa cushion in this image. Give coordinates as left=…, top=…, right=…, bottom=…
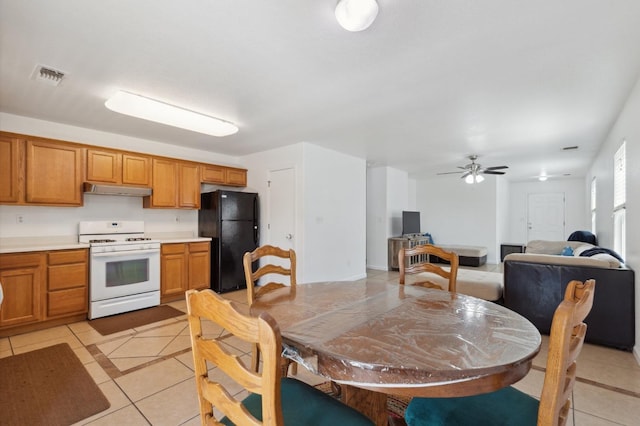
left=525, top=240, right=592, bottom=255
left=404, top=268, right=503, bottom=301
left=504, top=253, right=615, bottom=269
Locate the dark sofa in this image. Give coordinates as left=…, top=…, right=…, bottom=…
left=503, top=253, right=635, bottom=351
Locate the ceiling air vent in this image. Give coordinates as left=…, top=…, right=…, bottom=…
left=31, top=65, right=66, bottom=86
left=562, top=146, right=579, bottom=151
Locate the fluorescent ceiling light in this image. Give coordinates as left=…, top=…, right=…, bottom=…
left=335, top=0, right=379, bottom=32
left=105, top=90, right=238, bottom=137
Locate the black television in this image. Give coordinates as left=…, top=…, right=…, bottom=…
left=402, top=211, right=421, bottom=236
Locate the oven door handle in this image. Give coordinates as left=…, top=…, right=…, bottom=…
left=92, top=249, right=160, bottom=257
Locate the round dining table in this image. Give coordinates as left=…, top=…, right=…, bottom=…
left=250, top=279, right=541, bottom=425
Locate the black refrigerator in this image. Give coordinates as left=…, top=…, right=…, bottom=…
left=199, top=190, right=259, bottom=293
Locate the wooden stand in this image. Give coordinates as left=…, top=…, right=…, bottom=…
left=387, top=236, right=430, bottom=270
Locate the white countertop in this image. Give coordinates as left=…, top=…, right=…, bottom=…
left=0, top=234, right=211, bottom=254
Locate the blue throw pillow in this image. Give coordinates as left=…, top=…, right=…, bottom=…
left=561, top=246, right=574, bottom=256
left=423, top=233, right=434, bottom=244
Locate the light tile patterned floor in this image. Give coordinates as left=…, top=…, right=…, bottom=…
left=1, top=267, right=639, bottom=425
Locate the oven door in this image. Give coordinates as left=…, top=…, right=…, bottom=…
left=90, top=248, right=160, bottom=302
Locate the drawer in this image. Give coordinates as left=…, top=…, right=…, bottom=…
left=48, top=249, right=88, bottom=265
left=48, top=263, right=87, bottom=291
left=189, top=242, right=210, bottom=253
left=47, top=287, right=87, bottom=317
left=162, top=243, right=186, bottom=255
left=0, top=252, right=44, bottom=269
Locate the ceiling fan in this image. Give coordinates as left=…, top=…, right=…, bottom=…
left=437, top=155, right=508, bottom=184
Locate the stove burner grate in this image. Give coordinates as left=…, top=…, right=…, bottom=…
left=125, top=237, right=152, bottom=241
left=89, top=239, right=116, bottom=243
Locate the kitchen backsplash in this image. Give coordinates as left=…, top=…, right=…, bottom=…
left=0, top=194, right=198, bottom=239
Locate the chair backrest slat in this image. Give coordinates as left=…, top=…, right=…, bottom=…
left=244, top=245, right=297, bottom=305
left=186, top=289, right=284, bottom=425
left=537, top=279, right=595, bottom=426
left=398, top=244, right=459, bottom=293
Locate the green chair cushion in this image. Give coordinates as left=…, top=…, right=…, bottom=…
left=221, top=377, right=373, bottom=425
left=405, top=386, right=539, bottom=426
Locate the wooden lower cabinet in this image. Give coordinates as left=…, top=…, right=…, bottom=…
left=0, top=252, right=45, bottom=327
left=188, top=242, right=211, bottom=290
left=47, top=249, right=88, bottom=318
left=0, top=249, right=88, bottom=334
left=161, top=242, right=210, bottom=303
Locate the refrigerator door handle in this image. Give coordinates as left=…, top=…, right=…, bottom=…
left=253, top=196, right=259, bottom=244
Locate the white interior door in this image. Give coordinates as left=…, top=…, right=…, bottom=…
left=527, top=192, right=565, bottom=241
left=268, top=167, right=295, bottom=251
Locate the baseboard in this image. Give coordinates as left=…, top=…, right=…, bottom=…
left=366, top=264, right=388, bottom=271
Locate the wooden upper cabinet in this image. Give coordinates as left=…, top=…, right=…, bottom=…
left=201, top=164, right=247, bottom=187
left=86, top=149, right=119, bottom=183
left=178, top=162, right=201, bottom=209
left=0, top=135, right=25, bottom=203
left=86, top=148, right=150, bottom=186
left=144, top=159, right=201, bottom=209
left=226, top=167, right=247, bottom=187
left=144, top=158, right=177, bottom=208
left=122, top=153, right=151, bottom=186
left=25, top=139, right=83, bottom=206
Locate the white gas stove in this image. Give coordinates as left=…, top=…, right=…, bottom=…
left=79, top=221, right=161, bottom=319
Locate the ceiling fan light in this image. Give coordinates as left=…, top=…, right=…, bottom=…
left=465, top=174, right=475, bottom=184
left=105, top=90, right=238, bottom=137
left=335, top=0, right=379, bottom=32
left=476, top=174, right=485, bottom=183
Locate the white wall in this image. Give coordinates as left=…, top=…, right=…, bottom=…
left=496, top=179, right=510, bottom=257
left=302, top=144, right=366, bottom=282
left=507, top=179, right=588, bottom=245
left=365, top=166, right=411, bottom=270
left=243, top=143, right=367, bottom=283
left=587, top=74, right=640, bottom=361
left=416, top=176, right=499, bottom=263
left=366, top=167, right=388, bottom=270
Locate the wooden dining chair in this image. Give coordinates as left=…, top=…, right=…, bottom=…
left=404, top=279, right=596, bottom=426
left=398, top=244, right=459, bottom=293
left=243, top=245, right=297, bottom=375
left=185, top=289, right=374, bottom=426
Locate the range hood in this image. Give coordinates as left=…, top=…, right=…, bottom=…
left=83, top=182, right=152, bottom=197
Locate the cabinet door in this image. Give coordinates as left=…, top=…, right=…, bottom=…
left=0, top=267, right=42, bottom=327
left=161, top=244, right=187, bottom=301
left=122, top=153, right=151, bottom=186
left=25, top=139, right=83, bottom=205
left=178, top=163, right=201, bottom=209
left=0, top=135, right=24, bottom=204
left=146, top=158, right=177, bottom=208
left=201, top=164, right=226, bottom=184
left=225, top=168, right=247, bottom=187
left=86, top=149, right=120, bottom=183
left=188, top=242, right=210, bottom=290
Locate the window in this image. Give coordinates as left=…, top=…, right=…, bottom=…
left=590, top=177, right=596, bottom=234
left=613, top=141, right=626, bottom=259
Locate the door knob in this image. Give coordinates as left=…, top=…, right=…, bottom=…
left=285, top=233, right=293, bottom=240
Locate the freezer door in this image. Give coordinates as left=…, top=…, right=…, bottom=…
left=218, top=220, right=258, bottom=292
left=220, top=191, right=257, bottom=221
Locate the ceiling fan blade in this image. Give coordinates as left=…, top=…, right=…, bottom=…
left=483, top=170, right=506, bottom=175
left=436, top=171, right=465, bottom=175
left=484, top=165, right=508, bottom=171
left=460, top=171, right=471, bottom=179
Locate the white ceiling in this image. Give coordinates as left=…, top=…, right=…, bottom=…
left=2, top=1, right=640, bottom=181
